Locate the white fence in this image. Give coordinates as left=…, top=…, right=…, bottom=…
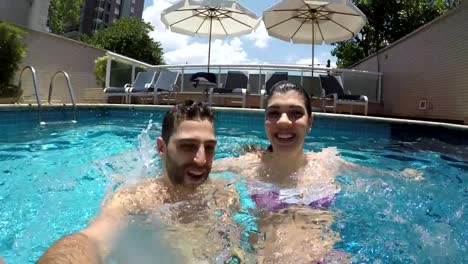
left=106, top=51, right=383, bottom=103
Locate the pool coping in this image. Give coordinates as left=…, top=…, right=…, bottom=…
left=1, top=103, right=467, bottom=131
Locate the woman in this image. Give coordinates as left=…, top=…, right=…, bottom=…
left=213, top=81, right=348, bottom=263
left=214, top=81, right=345, bottom=199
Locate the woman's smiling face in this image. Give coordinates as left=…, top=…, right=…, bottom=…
left=265, top=90, right=313, bottom=155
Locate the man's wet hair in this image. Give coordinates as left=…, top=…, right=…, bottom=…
left=161, top=100, right=214, bottom=144
left=266, top=81, right=312, bottom=117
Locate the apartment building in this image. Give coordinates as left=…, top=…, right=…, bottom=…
left=0, top=0, right=51, bottom=31
left=80, top=0, right=145, bottom=35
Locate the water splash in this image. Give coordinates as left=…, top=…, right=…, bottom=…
left=136, top=119, right=159, bottom=179
left=91, top=119, right=160, bottom=190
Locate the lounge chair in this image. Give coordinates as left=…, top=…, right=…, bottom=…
left=208, top=71, right=248, bottom=108
left=104, top=71, right=157, bottom=104
left=259, top=72, right=288, bottom=109
left=122, top=71, right=159, bottom=104
left=127, top=70, right=179, bottom=104
left=152, top=70, right=180, bottom=105
left=319, top=74, right=368, bottom=115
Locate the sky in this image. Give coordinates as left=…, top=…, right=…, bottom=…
left=142, top=0, right=337, bottom=67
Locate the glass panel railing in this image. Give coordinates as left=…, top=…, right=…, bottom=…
left=342, top=71, right=381, bottom=103
left=105, top=51, right=383, bottom=104
left=109, top=60, right=132, bottom=87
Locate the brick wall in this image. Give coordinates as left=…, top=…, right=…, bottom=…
left=16, top=28, right=107, bottom=104
left=351, top=2, right=468, bottom=123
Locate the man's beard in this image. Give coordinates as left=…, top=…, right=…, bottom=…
left=164, top=151, right=209, bottom=188
left=165, top=151, right=186, bottom=186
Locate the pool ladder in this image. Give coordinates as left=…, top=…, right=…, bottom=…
left=18, top=66, right=77, bottom=125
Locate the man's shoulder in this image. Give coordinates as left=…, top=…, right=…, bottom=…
left=205, top=177, right=235, bottom=189
left=105, top=178, right=169, bottom=213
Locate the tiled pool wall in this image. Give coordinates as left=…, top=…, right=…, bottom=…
left=0, top=105, right=467, bottom=145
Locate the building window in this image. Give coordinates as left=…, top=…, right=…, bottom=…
left=106, top=2, right=111, bottom=12
left=116, top=0, right=121, bottom=4
left=130, top=7, right=134, bottom=13
left=104, top=13, right=110, bottom=23
left=96, top=11, right=104, bottom=20
left=132, top=0, right=135, bottom=3
left=115, top=7, right=120, bottom=15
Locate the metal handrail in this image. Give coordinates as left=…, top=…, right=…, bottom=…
left=48, top=70, right=77, bottom=122
left=106, top=51, right=153, bottom=68
left=18, top=66, right=41, bottom=107
left=152, top=63, right=383, bottom=76
left=48, top=71, right=76, bottom=105
left=18, top=66, right=44, bottom=124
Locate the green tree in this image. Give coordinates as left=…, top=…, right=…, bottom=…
left=0, top=21, right=26, bottom=97
left=83, top=18, right=165, bottom=65
left=332, top=0, right=462, bottom=68
left=47, top=0, right=83, bottom=35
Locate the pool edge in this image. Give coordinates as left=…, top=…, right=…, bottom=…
left=1, top=103, right=467, bottom=131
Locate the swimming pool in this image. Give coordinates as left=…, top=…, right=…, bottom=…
left=0, top=105, right=467, bottom=263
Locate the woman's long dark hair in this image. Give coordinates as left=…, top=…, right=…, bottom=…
left=266, top=81, right=312, bottom=117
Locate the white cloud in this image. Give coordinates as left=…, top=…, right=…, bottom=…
left=245, top=21, right=271, bottom=48
left=142, top=0, right=190, bottom=51
left=296, top=56, right=337, bottom=68
left=164, top=38, right=257, bottom=65
left=296, top=57, right=320, bottom=66
left=142, top=0, right=259, bottom=65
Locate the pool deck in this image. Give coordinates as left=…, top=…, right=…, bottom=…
left=1, top=103, right=468, bottom=131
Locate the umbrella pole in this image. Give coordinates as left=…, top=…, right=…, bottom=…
left=208, top=18, right=213, bottom=73
left=312, top=22, right=315, bottom=78
left=312, top=44, right=314, bottom=78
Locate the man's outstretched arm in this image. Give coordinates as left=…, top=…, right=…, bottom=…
left=36, top=188, right=135, bottom=264
left=36, top=232, right=102, bottom=264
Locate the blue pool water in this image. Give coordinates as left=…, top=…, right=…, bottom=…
left=0, top=107, right=467, bottom=263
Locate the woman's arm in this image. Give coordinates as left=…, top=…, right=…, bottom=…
left=211, top=157, right=238, bottom=173
left=315, top=147, right=425, bottom=181
left=212, top=153, right=259, bottom=174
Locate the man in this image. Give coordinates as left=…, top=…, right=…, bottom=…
left=37, top=100, right=239, bottom=263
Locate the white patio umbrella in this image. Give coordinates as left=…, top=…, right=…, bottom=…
left=161, top=0, right=260, bottom=72
left=263, top=0, right=366, bottom=75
